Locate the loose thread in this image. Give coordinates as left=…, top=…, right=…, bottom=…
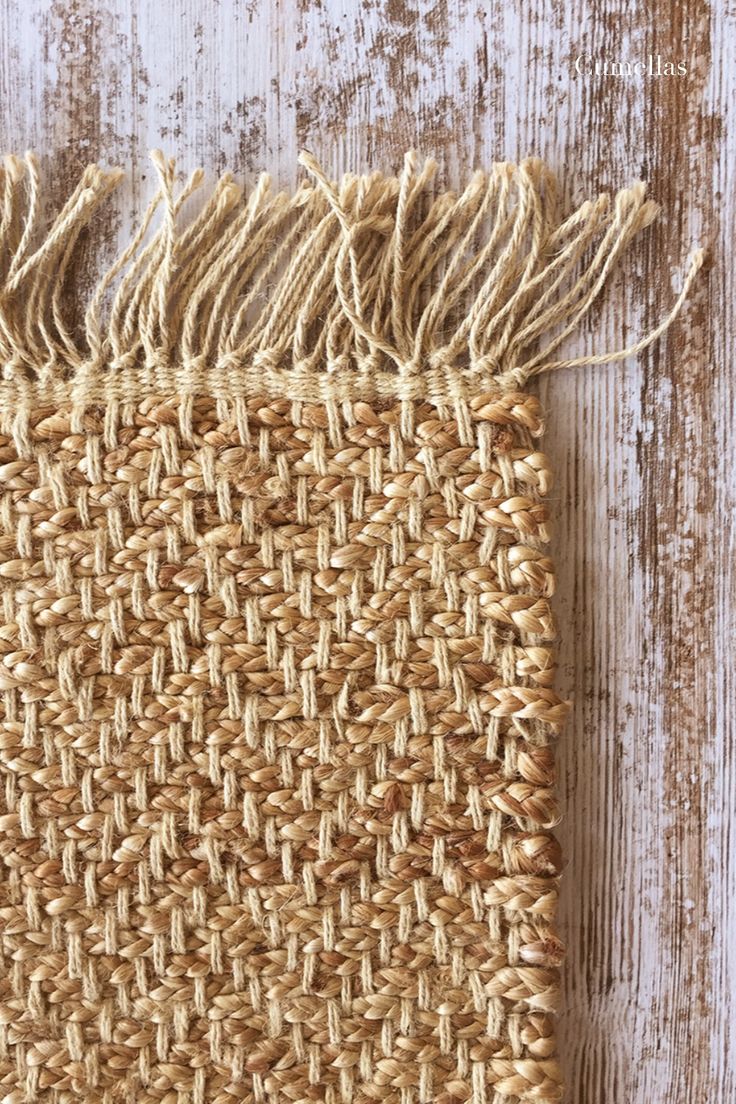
left=502, top=247, right=705, bottom=386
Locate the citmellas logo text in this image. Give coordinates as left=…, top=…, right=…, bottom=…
left=574, top=54, right=688, bottom=77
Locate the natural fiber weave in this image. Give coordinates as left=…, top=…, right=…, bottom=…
left=0, top=150, right=700, bottom=1104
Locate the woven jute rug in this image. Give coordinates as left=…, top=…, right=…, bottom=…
left=0, top=150, right=700, bottom=1104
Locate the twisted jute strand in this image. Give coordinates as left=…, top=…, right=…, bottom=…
left=0, top=150, right=702, bottom=1104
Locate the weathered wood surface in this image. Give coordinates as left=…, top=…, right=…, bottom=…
left=0, top=1, right=732, bottom=1100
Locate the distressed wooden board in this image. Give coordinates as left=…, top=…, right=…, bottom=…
left=0, top=0, right=732, bottom=1100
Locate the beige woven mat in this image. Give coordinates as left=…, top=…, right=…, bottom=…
left=0, top=151, right=700, bottom=1104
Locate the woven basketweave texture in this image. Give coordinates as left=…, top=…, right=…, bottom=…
left=0, top=389, right=566, bottom=1104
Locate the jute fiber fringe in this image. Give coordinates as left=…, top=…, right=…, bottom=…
left=0, top=150, right=701, bottom=1104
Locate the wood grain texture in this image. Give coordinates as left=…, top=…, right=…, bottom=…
left=0, top=0, right=732, bottom=1100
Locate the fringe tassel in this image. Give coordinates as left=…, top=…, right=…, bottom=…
left=0, top=148, right=704, bottom=400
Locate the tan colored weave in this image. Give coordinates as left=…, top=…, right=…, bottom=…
left=0, top=151, right=700, bottom=1104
